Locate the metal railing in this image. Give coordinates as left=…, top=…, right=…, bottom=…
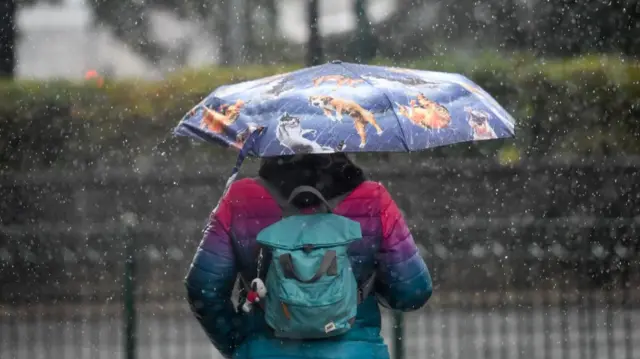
left=1, top=289, right=637, bottom=359
left=1, top=160, right=638, bottom=359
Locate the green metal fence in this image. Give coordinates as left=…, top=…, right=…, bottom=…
left=1, top=159, right=639, bottom=359
left=1, top=286, right=637, bottom=359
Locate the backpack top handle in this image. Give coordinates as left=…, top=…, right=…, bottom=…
left=254, top=177, right=352, bottom=216
left=287, top=185, right=333, bottom=213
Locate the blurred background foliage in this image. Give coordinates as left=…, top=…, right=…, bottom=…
left=1, top=53, right=638, bottom=175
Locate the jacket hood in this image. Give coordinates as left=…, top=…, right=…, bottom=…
left=258, top=153, right=366, bottom=208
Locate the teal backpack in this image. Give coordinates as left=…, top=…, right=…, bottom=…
left=250, top=179, right=375, bottom=339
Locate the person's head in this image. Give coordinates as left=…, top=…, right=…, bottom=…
left=258, top=153, right=365, bottom=208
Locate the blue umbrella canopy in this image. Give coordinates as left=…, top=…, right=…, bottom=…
left=174, top=60, right=515, bottom=157
left=173, top=61, right=516, bottom=187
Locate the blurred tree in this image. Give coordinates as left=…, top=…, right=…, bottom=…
left=224, top=0, right=247, bottom=65
left=88, top=0, right=168, bottom=65
left=245, top=0, right=279, bottom=63
left=493, top=0, right=525, bottom=49
left=209, top=1, right=241, bottom=65
left=306, top=0, right=323, bottom=66
left=263, top=0, right=278, bottom=37
left=533, top=0, right=581, bottom=55
left=351, top=0, right=377, bottom=63
left=438, top=0, right=478, bottom=42
left=532, top=0, right=640, bottom=56
left=0, top=0, right=16, bottom=78
left=595, top=0, right=640, bottom=55
left=244, top=0, right=256, bottom=63
left=85, top=0, right=283, bottom=66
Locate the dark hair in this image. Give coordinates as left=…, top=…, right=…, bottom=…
left=258, top=153, right=366, bottom=208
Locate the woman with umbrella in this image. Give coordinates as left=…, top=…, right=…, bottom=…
left=177, top=61, right=515, bottom=358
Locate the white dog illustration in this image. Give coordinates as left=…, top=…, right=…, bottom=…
left=276, top=113, right=345, bottom=153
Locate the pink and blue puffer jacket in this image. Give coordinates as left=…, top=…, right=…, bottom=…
left=185, top=178, right=433, bottom=359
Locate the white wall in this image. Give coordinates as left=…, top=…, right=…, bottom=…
left=14, top=0, right=398, bottom=81
left=16, top=2, right=160, bottom=80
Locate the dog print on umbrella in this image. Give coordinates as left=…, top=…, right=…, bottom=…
left=455, top=80, right=514, bottom=133
left=264, top=75, right=296, bottom=97
left=184, top=99, right=254, bottom=149
left=465, top=107, right=497, bottom=140
left=275, top=113, right=346, bottom=154
left=175, top=61, right=516, bottom=162
left=194, top=99, right=246, bottom=134
left=396, top=93, right=451, bottom=129
left=234, top=123, right=263, bottom=149
left=309, top=95, right=383, bottom=148
left=312, top=75, right=364, bottom=88
left=365, top=69, right=440, bottom=87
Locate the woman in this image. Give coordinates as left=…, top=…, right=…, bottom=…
left=185, top=153, right=433, bottom=358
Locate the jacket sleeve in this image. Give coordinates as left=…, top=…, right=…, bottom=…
left=184, top=194, right=245, bottom=358
left=374, top=184, right=433, bottom=311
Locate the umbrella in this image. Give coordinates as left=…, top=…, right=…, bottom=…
left=173, top=60, right=516, bottom=186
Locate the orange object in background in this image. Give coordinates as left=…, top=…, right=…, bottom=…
left=84, top=69, right=104, bottom=88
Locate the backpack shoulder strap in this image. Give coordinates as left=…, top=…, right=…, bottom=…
left=358, top=272, right=376, bottom=304
left=326, top=189, right=354, bottom=211
left=254, top=177, right=297, bottom=216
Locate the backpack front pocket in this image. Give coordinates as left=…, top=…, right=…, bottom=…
left=264, top=265, right=357, bottom=338
left=278, top=275, right=346, bottom=306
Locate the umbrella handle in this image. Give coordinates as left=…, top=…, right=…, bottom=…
left=223, top=127, right=264, bottom=195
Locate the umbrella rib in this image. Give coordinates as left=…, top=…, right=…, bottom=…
left=336, top=62, right=411, bottom=152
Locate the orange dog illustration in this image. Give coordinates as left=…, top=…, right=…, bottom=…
left=198, top=99, right=245, bottom=133
left=309, top=95, right=383, bottom=148
left=313, top=75, right=364, bottom=87
left=397, top=94, right=451, bottom=129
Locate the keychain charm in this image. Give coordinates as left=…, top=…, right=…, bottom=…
left=242, top=278, right=267, bottom=313
left=242, top=247, right=267, bottom=313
